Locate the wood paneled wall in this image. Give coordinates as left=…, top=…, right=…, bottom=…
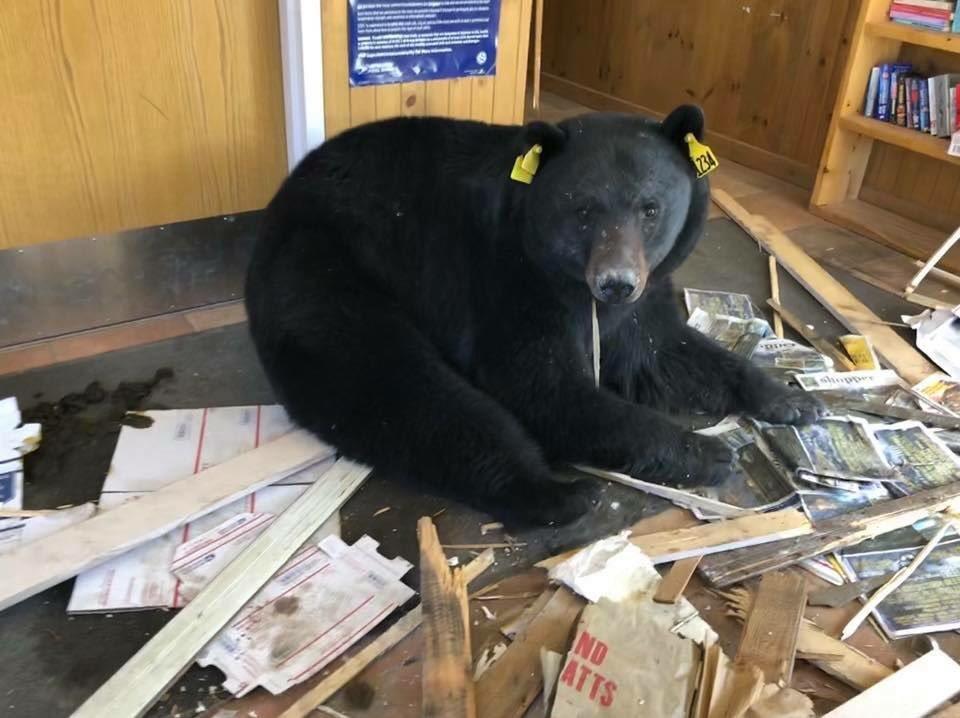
left=540, top=0, right=859, bottom=189
left=0, top=1, right=286, bottom=250
left=321, top=0, right=533, bottom=137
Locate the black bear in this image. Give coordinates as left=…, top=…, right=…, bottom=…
left=245, top=106, right=822, bottom=525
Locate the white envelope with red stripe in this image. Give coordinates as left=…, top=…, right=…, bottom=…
left=180, top=531, right=414, bottom=696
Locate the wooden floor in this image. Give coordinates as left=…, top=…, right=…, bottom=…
left=0, top=92, right=957, bottom=378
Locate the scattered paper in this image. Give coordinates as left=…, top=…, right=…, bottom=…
left=752, top=338, right=834, bottom=377
left=0, top=397, right=41, bottom=510
left=551, top=598, right=699, bottom=718
left=68, top=406, right=337, bottom=612
left=195, top=533, right=414, bottom=696
left=913, top=373, right=960, bottom=415
left=684, top=288, right=758, bottom=320
left=687, top=308, right=773, bottom=357
left=547, top=534, right=716, bottom=646
left=905, top=308, right=960, bottom=380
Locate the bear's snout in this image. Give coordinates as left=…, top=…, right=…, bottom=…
left=595, top=269, right=639, bottom=303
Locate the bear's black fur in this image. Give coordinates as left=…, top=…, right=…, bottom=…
left=245, top=107, right=822, bottom=525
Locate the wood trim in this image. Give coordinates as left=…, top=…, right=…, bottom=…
left=0, top=430, right=334, bottom=611
left=541, top=73, right=816, bottom=189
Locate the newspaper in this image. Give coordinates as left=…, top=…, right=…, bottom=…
left=687, top=307, right=773, bottom=357
left=684, top=288, right=757, bottom=320
left=905, top=308, right=960, bottom=380
left=193, top=533, right=414, bottom=696
left=751, top=338, right=834, bottom=378
left=761, top=417, right=895, bottom=487
left=914, top=373, right=960, bottom=415
left=692, top=419, right=796, bottom=516
left=68, top=406, right=338, bottom=613
left=872, top=421, right=960, bottom=494
left=795, top=369, right=924, bottom=412
left=0, top=397, right=41, bottom=510
left=840, top=536, right=960, bottom=638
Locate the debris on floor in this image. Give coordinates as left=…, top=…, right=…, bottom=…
left=8, top=204, right=960, bottom=716
left=0, top=396, right=40, bottom=509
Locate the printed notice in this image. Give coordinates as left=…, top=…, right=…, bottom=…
left=349, top=0, right=501, bottom=86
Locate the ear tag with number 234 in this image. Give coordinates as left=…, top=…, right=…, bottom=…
left=685, top=133, right=719, bottom=179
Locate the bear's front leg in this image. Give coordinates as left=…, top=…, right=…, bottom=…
left=637, top=323, right=825, bottom=424
left=477, top=327, right=736, bottom=489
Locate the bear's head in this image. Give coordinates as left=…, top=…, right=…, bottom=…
left=515, top=106, right=708, bottom=304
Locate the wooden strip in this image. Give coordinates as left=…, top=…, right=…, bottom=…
left=418, top=517, right=476, bottom=718
left=475, top=587, right=584, bottom=718
left=319, top=0, right=350, bottom=137
left=531, top=0, right=544, bottom=112
left=767, top=298, right=856, bottom=371
left=577, top=465, right=752, bottom=518
left=491, top=0, right=523, bottom=124
left=72, top=458, right=370, bottom=718
left=0, top=430, right=333, bottom=611
left=699, top=482, right=960, bottom=587
left=512, top=0, right=535, bottom=123
left=449, top=78, right=473, bottom=120
left=823, top=649, right=960, bottom=718
left=769, top=255, right=785, bottom=339
left=735, top=571, right=806, bottom=684
left=653, top=556, right=702, bottom=604
left=375, top=83, right=403, bottom=120
left=279, top=550, right=494, bottom=718
left=537, top=509, right=811, bottom=570
left=471, top=77, right=496, bottom=123
left=350, top=86, right=377, bottom=126
left=424, top=79, right=451, bottom=117
left=713, top=189, right=938, bottom=384
left=724, top=588, right=893, bottom=692
left=838, top=399, right=960, bottom=430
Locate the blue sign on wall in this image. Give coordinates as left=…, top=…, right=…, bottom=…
left=348, top=0, right=501, bottom=87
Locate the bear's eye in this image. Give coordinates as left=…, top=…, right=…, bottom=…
left=643, top=204, right=659, bottom=219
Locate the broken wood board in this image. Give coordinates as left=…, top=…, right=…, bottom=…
left=712, top=189, right=938, bottom=385
left=418, top=516, right=475, bottom=718
left=807, top=574, right=894, bottom=608
left=653, top=556, right=702, bottom=604
left=475, top=587, right=584, bottom=718
left=537, top=509, right=811, bottom=570
left=0, top=429, right=333, bottom=611
left=823, top=649, right=960, bottom=718
left=724, top=587, right=893, bottom=692
left=839, top=399, right=960, bottom=430
left=278, top=549, right=494, bottom=718
left=734, top=571, right=806, bottom=685
left=70, top=458, right=370, bottom=718
left=698, top=481, right=960, bottom=587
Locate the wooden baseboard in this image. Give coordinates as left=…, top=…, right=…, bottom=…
left=541, top=74, right=815, bottom=190
left=860, top=186, right=960, bottom=236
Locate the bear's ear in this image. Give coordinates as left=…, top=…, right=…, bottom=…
left=518, top=120, right=567, bottom=157
left=660, top=105, right=705, bottom=148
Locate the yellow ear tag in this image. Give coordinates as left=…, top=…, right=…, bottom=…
left=685, top=133, right=719, bottom=178
left=510, top=144, right=542, bottom=184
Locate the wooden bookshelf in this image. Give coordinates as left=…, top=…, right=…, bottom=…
left=811, top=0, right=960, bottom=265
left=865, top=20, right=960, bottom=54
left=837, top=114, right=960, bottom=166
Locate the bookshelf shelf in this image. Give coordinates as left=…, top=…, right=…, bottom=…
left=865, top=20, right=960, bottom=54
left=812, top=0, right=957, bottom=264
left=838, top=113, right=960, bottom=166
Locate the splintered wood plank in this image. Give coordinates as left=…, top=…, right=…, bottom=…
left=823, top=649, right=960, bottom=718
left=0, top=430, right=334, bottom=611
left=475, top=587, right=584, bottom=718
left=418, top=517, right=476, bottom=718
left=278, top=550, right=495, bottom=718
left=71, top=458, right=371, bottom=718
left=713, top=189, right=939, bottom=384
left=653, top=557, right=702, bottom=604
left=699, top=482, right=960, bottom=587
left=537, top=509, right=811, bottom=570
left=735, top=571, right=807, bottom=684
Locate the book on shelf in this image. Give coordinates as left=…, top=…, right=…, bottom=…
left=861, top=63, right=960, bottom=143
left=889, top=0, right=955, bottom=30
